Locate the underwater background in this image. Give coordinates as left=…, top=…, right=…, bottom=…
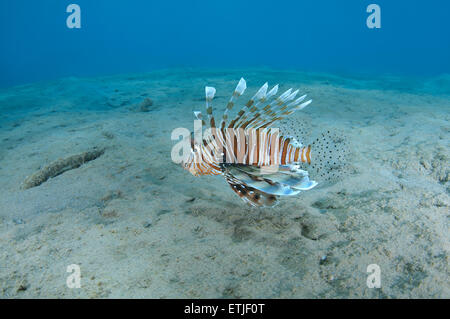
left=2, top=0, right=450, bottom=87
left=0, top=1, right=449, bottom=298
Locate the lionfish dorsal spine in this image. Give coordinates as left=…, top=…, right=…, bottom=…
left=205, top=86, right=216, bottom=128
left=227, top=81, right=268, bottom=129
left=231, top=82, right=274, bottom=127
left=238, top=84, right=287, bottom=129
left=220, top=77, right=246, bottom=129
left=193, top=110, right=205, bottom=126
left=252, top=88, right=299, bottom=128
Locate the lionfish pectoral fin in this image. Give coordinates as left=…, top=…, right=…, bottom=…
left=224, top=165, right=308, bottom=201
left=267, top=165, right=318, bottom=190
left=225, top=177, right=278, bottom=208
left=227, top=164, right=318, bottom=193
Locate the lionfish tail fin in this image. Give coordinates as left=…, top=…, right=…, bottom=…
left=306, top=130, right=350, bottom=185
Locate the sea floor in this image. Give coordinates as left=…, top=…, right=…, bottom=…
left=0, top=69, right=448, bottom=298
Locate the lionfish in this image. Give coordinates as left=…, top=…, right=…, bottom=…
left=180, top=78, right=347, bottom=207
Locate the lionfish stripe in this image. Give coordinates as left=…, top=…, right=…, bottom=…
left=294, top=148, right=300, bottom=162
left=224, top=129, right=237, bottom=163
left=281, top=138, right=291, bottom=165
left=258, top=130, right=267, bottom=166
left=248, top=129, right=257, bottom=165
left=236, top=129, right=247, bottom=164
left=286, top=144, right=292, bottom=163
left=306, top=145, right=311, bottom=164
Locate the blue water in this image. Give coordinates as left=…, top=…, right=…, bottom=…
left=1, top=0, right=449, bottom=88
left=1, top=1, right=450, bottom=299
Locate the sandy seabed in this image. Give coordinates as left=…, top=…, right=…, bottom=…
left=0, top=69, right=448, bottom=298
